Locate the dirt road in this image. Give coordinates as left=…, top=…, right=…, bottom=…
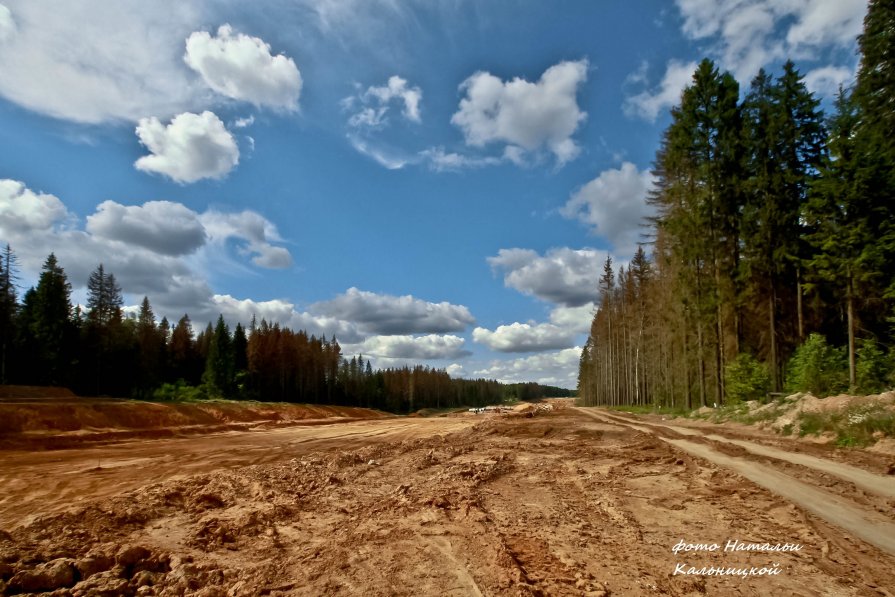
left=2, top=403, right=895, bottom=596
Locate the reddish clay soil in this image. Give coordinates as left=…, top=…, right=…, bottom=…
left=2, top=399, right=895, bottom=596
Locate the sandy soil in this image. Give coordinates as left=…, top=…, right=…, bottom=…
left=2, top=401, right=895, bottom=596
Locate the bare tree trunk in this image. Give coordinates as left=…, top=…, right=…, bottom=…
left=847, top=274, right=856, bottom=391
left=796, top=266, right=804, bottom=342
left=769, top=284, right=779, bottom=392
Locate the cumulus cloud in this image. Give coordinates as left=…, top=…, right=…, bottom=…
left=487, top=247, right=606, bottom=307
left=451, top=60, right=588, bottom=166
left=472, top=322, right=576, bottom=353
left=561, top=162, right=655, bottom=257
left=446, top=363, right=466, bottom=378
left=623, top=60, right=697, bottom=122
left=208, top=295, right=362, bottom=343
left=674, top=0, right=866, bottom=82
left=311, top=287, right=475, bottom=335
left=86, top=201, right=206, bottom=256
left=804, top=65, right=855, bottom=98
left=184, top=24, right=302, bottom=110
left=549, top=303, right=595, bottom=335
left=0, top=179, right=69, bottom=232
left=199, top=210, right=293, bottom=269
left=0, top=4, right=16, bottom=41
left=134, top=111, right=240, bottom=183
left=0, top=179, right=295, bottom=329
left=0, top=2, right=205, bottom=123
left=344, top=75, right=422, bottom=129
left=343, top=334, right=469, bottom=360
left=474, top=347, right=582, bottom=388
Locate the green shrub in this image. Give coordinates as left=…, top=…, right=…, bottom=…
left=856, top=339, right=893, bottom=394
left=725, top=353, right=771, bottom=403
left=152, top=380, right=209, bottom=402
left=784, top=333, right=848, bottom=397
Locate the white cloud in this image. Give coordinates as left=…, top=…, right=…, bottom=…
left=199, top=209, right=293, bottom=269
left=674, top=0, right=867, bottom=82
left=786, top=0, right=867, bottom=51
left=418, top=147, right=502, bottom=172
left=233, top=115, right=255, bottom=129
left=561, top=162, right=655, bottom=257
left=86, top=200, right=206, bottom=256
left=0, top=180, right=295, bottom=328
left=0, top=179, right=69, bottom=232
left=208, top=294, right=362, bottom=343
left=623, top=60, right=697, bottom=122
left=0, top=4, right=15, bottom=41
left=346, top=135, right=411, bottom=170
left=487, top=247, right=606, bottom=307
left=549, top=303, right=595, bottom=335
left=804, top=65, right=855, bottom=98
left=311, top=287, right=475, bottom=335
left=446, top=363, right=466, bottom=378
left=343, top=334, right=469, bottom=360
left=0, top=2, right=205, bottom=123
left=451, top=60, right=588, bottom=166
left=345, top=76, right=422, bottom=129
left=473, top=322, right=576, bottom=353
left=184, top=24, right=302, bottom=110
left=134, top=111, right=240, bottom=184
left=474, top=347, right=582, bottom=388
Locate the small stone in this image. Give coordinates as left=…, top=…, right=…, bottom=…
left=76, top=554, right=114, bottom=580
left=116, top=545, right=152, bottom=568
left=8, top=559, right=77, bottom=593
left=132, top=569, right=162, bottom=587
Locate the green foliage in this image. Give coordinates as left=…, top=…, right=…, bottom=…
left=152, top=380, right=209, bottom=402
left=856, top=338, right=893, bottom=394
left=784, top=333, right=848, bottom=396
left=724, top=353, right=771, bottom=403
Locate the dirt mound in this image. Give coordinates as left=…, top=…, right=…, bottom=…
left=766, top=391, right=895, bottom=434
left=0, top=394, right=389, bottom=443
left=0, top=385, right=76, bottom=400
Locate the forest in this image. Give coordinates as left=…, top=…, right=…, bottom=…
left=578, top=0, right=895, bottom=409
left=0, top=252, right=571, bottom=411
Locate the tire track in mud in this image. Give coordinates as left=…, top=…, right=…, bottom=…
left=596, top=409, right=895, bottom=498
left=577, top=407, right=895, bottom=556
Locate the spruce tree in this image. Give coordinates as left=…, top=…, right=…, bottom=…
left=24, top=254, right=73, bottom=384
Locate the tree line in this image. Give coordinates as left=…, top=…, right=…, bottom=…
left=0, top=249, right=567, bottom=412
left=578, top=1, right=895, bottom=408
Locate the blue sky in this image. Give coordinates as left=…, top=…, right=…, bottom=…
left=0, top=0, right=866, bottom=388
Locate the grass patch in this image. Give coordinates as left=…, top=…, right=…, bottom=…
left=607, top=404, right=691, bottom=417
left=796, top=404, right=895, bottom=447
